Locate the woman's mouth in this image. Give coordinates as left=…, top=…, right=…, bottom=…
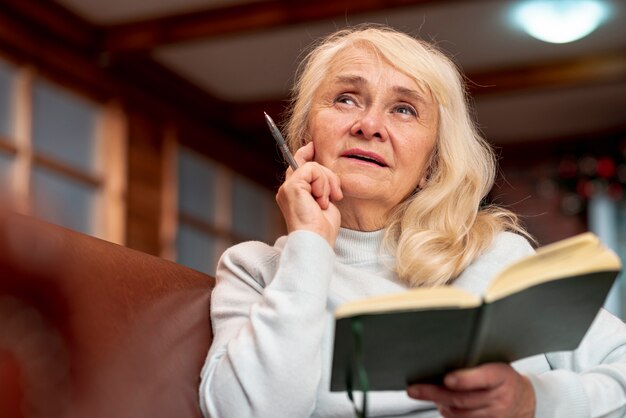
left=341, top=149, right=388, bottom=167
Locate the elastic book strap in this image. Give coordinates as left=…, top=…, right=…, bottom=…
left=346, top=317, right=369, bottom=418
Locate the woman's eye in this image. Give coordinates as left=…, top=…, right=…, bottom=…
left=395, top=104, right=417, bottom=116
left=335, top=95, right=356, bottom=106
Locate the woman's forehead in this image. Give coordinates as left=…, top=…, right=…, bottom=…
left=326, top=45, right=386, bottom=75
left=322, top=46, right=435, bottom=100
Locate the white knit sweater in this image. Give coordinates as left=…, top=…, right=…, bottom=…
left=199, top=229, right=626, bottom=418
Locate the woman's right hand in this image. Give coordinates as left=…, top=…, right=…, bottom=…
left=276, top=142, right=343, bottom=246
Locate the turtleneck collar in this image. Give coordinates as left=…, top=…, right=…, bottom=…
left=334, top=227, right=390, bottom=265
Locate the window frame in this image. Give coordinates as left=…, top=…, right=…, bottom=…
left=0, top=58, right=127, bottom=244
left=163, top=134, right=285, bottom=274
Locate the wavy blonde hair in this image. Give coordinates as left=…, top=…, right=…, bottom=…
left=284, top=24, right=528, bottom=287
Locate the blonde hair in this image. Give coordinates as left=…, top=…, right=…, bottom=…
left=285, top=24, right=528, bottom=287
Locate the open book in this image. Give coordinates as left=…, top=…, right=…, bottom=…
left=330, top=232, right=622, bottom=391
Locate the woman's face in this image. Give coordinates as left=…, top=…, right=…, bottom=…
left=308, top=46, right=439, bottom=222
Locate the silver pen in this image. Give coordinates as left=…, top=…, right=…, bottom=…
left=264, top=112, right=299, bottom=170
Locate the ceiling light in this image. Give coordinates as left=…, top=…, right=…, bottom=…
left=512, top=0, right=610, bottom=44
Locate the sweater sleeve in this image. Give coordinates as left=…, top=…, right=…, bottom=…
left=456, top=232, right=626, bottom=417
left=199, top=230, right=335, bottom=418
left=527, top=308, right=626, bottom=418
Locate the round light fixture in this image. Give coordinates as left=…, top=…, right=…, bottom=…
left=512, top=0, right=610, bottom=44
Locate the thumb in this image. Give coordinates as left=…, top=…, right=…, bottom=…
left=294, top=141, right=315, bottom=166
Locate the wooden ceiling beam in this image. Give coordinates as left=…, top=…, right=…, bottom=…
left=0, top=9, right=113, bottom=100
left=0, top=0, right=96, bottom=53
left=101, top=0, right=446, bottom=53
left=467, top=53, right=626, bottom=96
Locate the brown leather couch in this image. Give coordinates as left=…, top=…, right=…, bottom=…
left=0, top=210, right=215, bottom=418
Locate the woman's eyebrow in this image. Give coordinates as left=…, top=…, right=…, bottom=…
left=393, top=86, right=428, bottom=104
left=332, top=75, right=429, bottom=104
left=333, top=74, right=367, bottom=87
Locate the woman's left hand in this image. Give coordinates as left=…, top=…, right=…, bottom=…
left=406, top=363, right=535, bottom=418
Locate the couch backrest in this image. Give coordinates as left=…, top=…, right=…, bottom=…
left=0, top=210, right=215, bottom=418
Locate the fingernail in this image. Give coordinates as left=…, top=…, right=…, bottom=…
left=444, top=375, right=457, bottom=387
left=408, top=386, right=421, bottom=398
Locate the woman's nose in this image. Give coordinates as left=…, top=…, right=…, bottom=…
left=350, top=108, right=387, bottom=141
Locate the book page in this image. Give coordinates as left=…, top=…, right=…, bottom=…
left=485, top=233, right=621, bottom=302
left=335, top=286, right=481, bottom=319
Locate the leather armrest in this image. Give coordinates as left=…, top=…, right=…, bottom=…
left=0, top=210, right=215, bottom=418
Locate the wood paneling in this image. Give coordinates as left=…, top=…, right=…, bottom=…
left=101, top=0, right=446, bottom=52
left=2, top=0, right=95, bottom=51
left=126, top=112, right=164, bottom=255
left=468, top=53, right=626, bottom=96
left=100, top=103, right=128, bottom=246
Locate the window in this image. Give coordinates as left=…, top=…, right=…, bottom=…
left=0, top=60, right=16, bottom=203
left=171, top=145, right=283, bottom=275
left=0, top=151, right=13, bottom=203
left=32, top=80, right=100, bottom=174
left=175, top=147, right=220, bottom=274
left=0, top=57, right=126, bottom=243
left=30, top=80, right=101, bottom=234
left=232, top=175, right=275, bottom=242
left=589, top=191, right=626, bottom=320
left=0, top=60, right=15, bottom=139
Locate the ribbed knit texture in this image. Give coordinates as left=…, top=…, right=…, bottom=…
left=334, top=228, right=387, bottom=265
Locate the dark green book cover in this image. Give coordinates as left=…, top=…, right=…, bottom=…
left=330, top=233, right=621, bottom=392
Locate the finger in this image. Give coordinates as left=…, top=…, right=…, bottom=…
left=408, top=384, right=492, bottom=411
left=444, top=363, right=509, bottom=391
left=326, top=168, right=343, bottom=202
left=440, top=405, right=492, bottom=418
left=284, top=142, right=314, bottom=179
left=407, top=384, right=455, bottom=403
left=438, top=405, right=478, bottom=418
left=309, top=166, right=330, bottom=209
left=309, top=162, right=343, bottom=209
left=293, top=141, right=315, bottom=166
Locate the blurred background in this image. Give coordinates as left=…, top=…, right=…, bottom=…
left=0, top=0, right=625, bottom=301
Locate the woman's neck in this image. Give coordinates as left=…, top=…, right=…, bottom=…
left=336, top=199, right=390, bottom=232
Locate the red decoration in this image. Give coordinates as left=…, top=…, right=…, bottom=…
left=576, top=179, right=595, bottom=199
left=556, top=135, right=626, bottom=215
left=597, top=157, right=616, bottom=178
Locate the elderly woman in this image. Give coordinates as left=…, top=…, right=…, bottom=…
left=199, top=25, right=626, bottom=418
